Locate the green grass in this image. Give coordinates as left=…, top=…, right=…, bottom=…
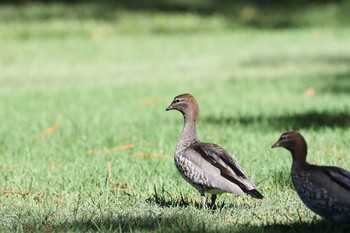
left=0, top=1, right=350, bottom=40
left=1, top=3, right=350, bottom=233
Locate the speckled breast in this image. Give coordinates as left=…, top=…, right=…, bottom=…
left=174, top=151, right=209, bottom=192
left=291, top=170, right=337, bottom=220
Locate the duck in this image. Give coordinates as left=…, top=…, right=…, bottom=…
left=166, top=93, right=264, bottom=209
left=272, top=131, right=350, bottom=223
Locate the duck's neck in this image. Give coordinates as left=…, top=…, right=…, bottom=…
left=291, top=148, right=308, bottom=170
left=176, top=113, right=199, bottom=151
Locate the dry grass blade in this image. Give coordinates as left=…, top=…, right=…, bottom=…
left=110, top=144, right=134, bottom=151
left=129, top=153, right=170, bottom=159
left=107, top=161, right=130, bottom=191
left=87, top=144, right=134, bottom=155
left=141, top=96, right=160, bottom=106
left=35, top=124, right=60, bottom=138
left=0, top=190, right=41, bottom=195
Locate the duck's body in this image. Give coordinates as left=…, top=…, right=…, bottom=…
left=272, top=131, right=350, bottom=223
left=292, top=164, right=350, bottom=223
left=175, top=142, right=263, bottom=197
left=166, top=93, right=263, bottom=208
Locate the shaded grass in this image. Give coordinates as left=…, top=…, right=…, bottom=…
left=0, top=2, right=350, bottom=41
left=204, top=110, right=350, bottom=130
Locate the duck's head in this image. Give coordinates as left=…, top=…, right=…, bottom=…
left=166, top=93, right=199, bottom=119
left=271, top=131, right=308, bottom=164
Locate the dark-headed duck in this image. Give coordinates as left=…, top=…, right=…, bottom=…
left=272, top=131, right=350, bottom=223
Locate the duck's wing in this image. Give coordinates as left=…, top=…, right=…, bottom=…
left=187, top=142, right=264, bottom=199
left=322, top=166, right=350, bottom=192
left=304, top=165, right=350, bottom=210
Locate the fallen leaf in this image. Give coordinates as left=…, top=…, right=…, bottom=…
left=303, top=87, right=315, bottom=98
left=35, top=124, right=60, bottom=138
left=24, top=224, right=33, bottom=230
left=338, top=156, right=342, bottom=161
left=51, top=161, right=55, bottom=170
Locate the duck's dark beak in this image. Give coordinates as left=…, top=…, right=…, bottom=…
left=271, top=141, right=280, bottom=148
left=166, top=104, right=174, bottom=111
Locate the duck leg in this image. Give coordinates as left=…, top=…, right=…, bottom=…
left=210, top=194, right=217, bottom=208
left=200, top=193, right=206, bottom=209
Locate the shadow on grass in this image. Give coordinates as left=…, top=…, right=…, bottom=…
left=240, top=55, right=350, bottom=95
left=146, top=191, right=201, bottom=209
left=261, top=221, right=350, bottom=233
left=145, top=185, right=210, bottom=209
left=204, top=110, right=350, bottom=130
left=146, top=190, right=255, bottom=211
left=321, top=72, right=350, bottom=94
left=2, top=1, right=349, bottom=29
left=49, top=185, right=349, bottom=232
left=240, top=54, right=350, bottom=68
left=51, top=214, right=350, bottom=233
left=52, top=214, right=188, bottom=232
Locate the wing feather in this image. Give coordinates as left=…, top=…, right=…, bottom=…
left=188, top=142, right=263, bottom=198
left=322, top=166, right=350, bottom=191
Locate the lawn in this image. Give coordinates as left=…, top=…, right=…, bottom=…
left=1, top=3, right=350, bottom=232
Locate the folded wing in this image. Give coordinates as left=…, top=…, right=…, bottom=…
left=185, top=142, right=264, bottom=199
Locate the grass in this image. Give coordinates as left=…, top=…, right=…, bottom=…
left=0, top=1, right=350, bottom=40
left=1, top=3, right=350, bottom=232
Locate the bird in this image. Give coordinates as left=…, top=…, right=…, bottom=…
left=271, top=131, right=350, bottom=223
left=166, top=93, right=264, bottom=209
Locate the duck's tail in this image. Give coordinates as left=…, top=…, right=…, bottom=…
left=246, top=189, right=264, bottom=199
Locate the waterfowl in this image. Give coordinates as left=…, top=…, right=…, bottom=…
left=272, top=131, right=350, bottom=223
left=166, top=93, right=263, bottom=209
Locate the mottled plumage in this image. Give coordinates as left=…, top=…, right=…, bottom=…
left=166, top=93, right=263, bottom=209
left=272, top=131, right=350, bottom=223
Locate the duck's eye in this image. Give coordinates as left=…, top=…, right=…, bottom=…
left=174, top=98, right=180, bottom=103
left=281, top=135, right=288, bottom=140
